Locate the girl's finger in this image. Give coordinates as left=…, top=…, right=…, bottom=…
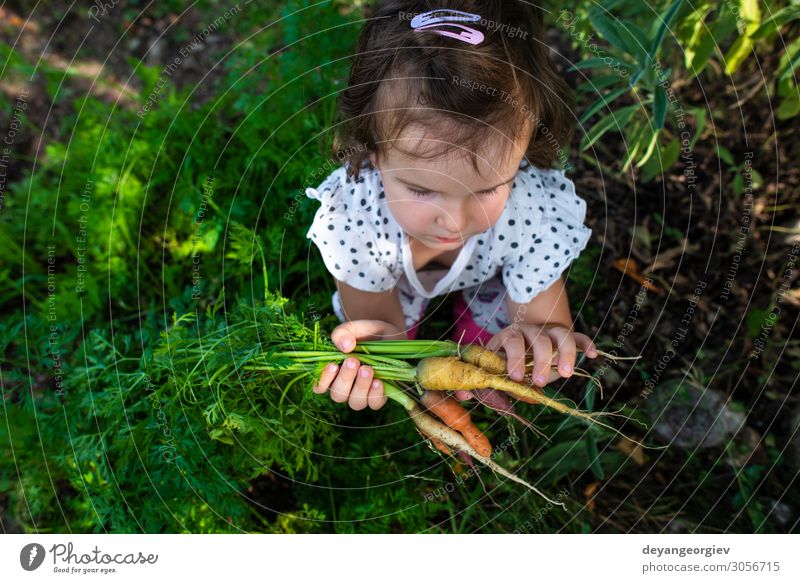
left=502, top=329, right=527, bottom=382
left=348, top=365, right=374, bottom=411
left=575, top=333, right=598, bottom=358
left=485, top=334, right=502, bottom=353
left=331, top=320, right=395, bottom=352
left=453, top=390, right=474, bottom=401
left=329, top=356, right=359, bottom=403
left=524, top=331, right=553, bottom=387
left=312, top=363, right=340, bottom=394
left=367, top=379, right=387, bottom=410
left=546, top=327, right=577, bottom=378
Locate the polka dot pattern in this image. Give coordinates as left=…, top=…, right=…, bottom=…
left=501, top=166, right=591, bottom=303
left=306, top=162, right=591, bottom=305
left=305, top=167, right=401, bottom=292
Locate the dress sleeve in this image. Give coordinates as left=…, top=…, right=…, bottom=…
left=502, top=167, right=592, bottom=304
left=305, top=169, right=401, bottom=292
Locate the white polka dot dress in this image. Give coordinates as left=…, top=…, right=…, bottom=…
left=305, top=160, right=592, bottom=331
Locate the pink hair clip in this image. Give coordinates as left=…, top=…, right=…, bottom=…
left=410, top=9, right=484, bottom=46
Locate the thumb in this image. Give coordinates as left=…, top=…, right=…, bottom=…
left=331, top=320, right=393, bottom=352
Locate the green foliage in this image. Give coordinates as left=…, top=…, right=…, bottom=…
left=0, top=0, right=360, bottom=533
left=548, top=0, right=800, bottom=181
left=5, top=0, right=790, bottom=535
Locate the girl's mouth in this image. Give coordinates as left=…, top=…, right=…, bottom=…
left=435, top=235, right=462, bottom=243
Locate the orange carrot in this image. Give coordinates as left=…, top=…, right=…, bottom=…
left=428, top=436, right=454, bottom=457
left=420, top=390, right=492, bottom=458
left=407, top=402, right=566, bottom=508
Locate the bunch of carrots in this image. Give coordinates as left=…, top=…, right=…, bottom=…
left=245, top=335, right=643, bottom=508
left=196, top=236, right=648, bottom=508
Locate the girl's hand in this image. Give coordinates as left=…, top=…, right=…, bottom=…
left=454, top=324, right=595, bottom=401
left=484, top=324, right=598, bottom=389
left=312, top=320, right=404, bottom=411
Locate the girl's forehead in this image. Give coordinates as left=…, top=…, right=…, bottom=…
left=380, top=138, right=526, bottom=189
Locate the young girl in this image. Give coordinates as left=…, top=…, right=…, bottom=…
left=305, top=1, right=598, bottom=411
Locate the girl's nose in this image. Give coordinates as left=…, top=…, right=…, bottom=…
left=437, top=203, right=468, bottom=234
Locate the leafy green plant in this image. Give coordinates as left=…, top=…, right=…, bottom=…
left=549, top=0, right=800, bottom=181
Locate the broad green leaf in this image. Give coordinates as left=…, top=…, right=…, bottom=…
left=636, top=127, right=661, bottom=168
left=569, top=56, right=634, bottom=73
left=652, top=85, right=668, bottom=128
left=716, top=144, right=735, bottom=166
left=589, top=11, right=632, bottom=56
left=778, top=75, right=795, bottom=98
left=733, top=173, right=745, bottom=196
left=724, top=36, right=754, bottom=75
left=751, top=5, right=800, bottom=39
left=581, top=104, right=639, bottom=150
left=689, top=107, right=707, bottom=150
left=621, top=122, right=648, bottom=172
left=777, top=37, right=800, bottom=82
left=683, top=4, right=716, bottom=77
left=625, top=23, right=653, bottom=65
left=576, top=74, right=623, bottom=93
left=589, top=11, right=650, bottom=65
left=746, top=307, right=770, bottom=339
left=650, top=0, right=686, bottom=57
left=641, top=138, right=681, bottom=182
left=739, top=0, right=762, bottom=36
left=599, top=0, right=627, bottom=10
left=579, top=85, right=629, bottom=124
left=776, top=93, right=800, bottom=120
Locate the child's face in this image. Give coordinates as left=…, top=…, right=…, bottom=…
left=372, top=124, right=530, bottom=250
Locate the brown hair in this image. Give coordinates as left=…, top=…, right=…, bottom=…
left=333, top=1, right=575, bottom=181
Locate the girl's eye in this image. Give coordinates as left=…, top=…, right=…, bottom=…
left=409, top=187, right=497, bottom=197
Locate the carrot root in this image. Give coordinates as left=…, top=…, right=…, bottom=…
left=461, top=343, right=637, bottom=401
left=417, top=356, right=663, bottom=450
left=459, top=344, right=508, bottom=375
left=472, top=389, right=549, bottom=441
left=407, top=402, right=566, bottom=509
left=420, top=390, right=492, bottom=457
